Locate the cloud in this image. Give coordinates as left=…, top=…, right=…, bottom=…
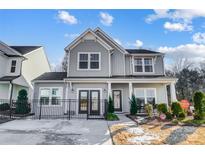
left=99, top=12, right=114, bottom=26
left=158, top=44, right=205, bottom=63
left=146, top=9, right=205, bottom=32
left=57, top=10, right=78, bottom=25
left=64, top=33, right=80, bottom=39
left=192, top=32, right=205, bottom=44
left=146, top=9, right=205, bottom=23
left=114, top=38, right=122, bottom=45
left=164, top=22, right=192, bottom=32
left=135, top=40, right=143, bottom=48
left=126, top=40, right=144, bottom=48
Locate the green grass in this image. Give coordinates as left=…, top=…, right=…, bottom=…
left=105, top=113, right=119, bottom=121
left=181, top=119, right=205, bottom=125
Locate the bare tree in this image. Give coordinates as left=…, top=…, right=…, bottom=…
left=61, top=52, right=68, bottom=72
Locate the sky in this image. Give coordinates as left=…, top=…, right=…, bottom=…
left=1, top=9, right=205, bottom=70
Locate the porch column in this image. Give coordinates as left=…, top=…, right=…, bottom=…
left=170, top=82, right=177, bottom=102
left=8, top=83, right=12, bottom=100
left=64, top=82, right=69, bottom=114
left=107, top=82, right=112, bottom=98
left=129, top=82, right=133, bottom=98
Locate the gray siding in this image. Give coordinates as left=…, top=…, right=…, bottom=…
left=154, top=56, right=164, bottom=75
left=33, top=82, right=66, bottom=116
left=68, top=40, right=110, bottom=77
left=111, top=49, right=125, bottom=75
left=125, top=55, right=165, bottom=76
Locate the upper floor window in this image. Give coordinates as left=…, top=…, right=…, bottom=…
left=10, top=60, right=17, bottom=73
left=134, top=57, right=153, bottom=73
left=78, top=52, right=100, bottom=70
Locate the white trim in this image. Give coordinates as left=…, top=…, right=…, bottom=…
left=133, top=57, right=155, bottom=74
left=77, top=52, right=101, bottom=71
left=38, top=87, right=63, bottom=107
left=134, top=88, right=157, bottom=104
left=64, top=29, right=113, bottom=51
left=76, top=88, right=103, bottom=115
left=94, top=27, right=128, bottom=54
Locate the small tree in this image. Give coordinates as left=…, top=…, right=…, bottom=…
left=157, top=103, right=168, bottom=114
left=193, top=91, right=205, bottom=120
left=15, top=89, right=30, bottom=114
left=145, top=104, right=153, bottom=118
left=107, top=95, right=114, bottom=113
left=171, top=102, right=183, bottom=118
left=130, top=94, right=137, bottom=115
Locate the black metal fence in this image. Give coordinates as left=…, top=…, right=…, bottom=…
left=0, top=99, right=108, bottom=120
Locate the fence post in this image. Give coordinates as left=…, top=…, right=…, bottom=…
left=39, top=100, right=42, bottom=120
left=87, top=99, right=89, bottom=120
left=68, top=99, right=71, bottom=120
left=9, top=100, right=12, bottom=119
left=104, top=99, right=108, bottom=119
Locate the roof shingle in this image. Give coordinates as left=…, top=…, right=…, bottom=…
left=33, top=72, right=67, bottom=81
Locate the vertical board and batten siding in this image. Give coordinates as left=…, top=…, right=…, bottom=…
left=0, top=55, right=8, bottom=77
left=68, top=40, right=110, bottom=77
left=33, top=82, right=66, bottom=116
left=154, top=56, right=164, bottom=75
left=111, top=49, right=125, bottom=75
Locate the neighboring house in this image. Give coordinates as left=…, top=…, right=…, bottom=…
left=32, top=27, right=177, bottom=116
left=0, top=41, right=51, bottom=102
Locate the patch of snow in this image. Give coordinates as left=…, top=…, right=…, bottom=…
left=126, top=127, right=144, bottom=135
left=128, top=133, right=159, bottom=144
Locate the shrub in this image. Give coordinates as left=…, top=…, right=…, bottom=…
left=105, top=113, right=119, bottom=121
left=193, top=91, right=205, bottom=120
left=178, top=112, right=186, bottom=120
left=129, top=94, right=137, bottom=115
left=172, top=119, right=179, bottom=125
left=157, top=103, right=168, bottom=114
left=107, top=95, right=114, bottom=113
left=145, top=104, right=153, bottom=118
left=15, top=89, right=30, bottom=114
left=0, top=103, right=10, bottom=111
left=171, top=102, right=183, bottom=118
left=165, top=112, right=173, bottom=120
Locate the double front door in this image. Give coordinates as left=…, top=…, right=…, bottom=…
left=79, top=90, right=100, bottom=115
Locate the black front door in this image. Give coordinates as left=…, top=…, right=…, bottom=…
left=112, top=90, right=122, bottom=111
left=79, top=90, right=100, bottom=115
left=79, top=90, right=89, bottom=114
left=90, top=90, right=100, bottom=115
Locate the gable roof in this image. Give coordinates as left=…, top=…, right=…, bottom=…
left=126, top=49, right=163, bottom=55
left=94, top=27, right=128, bottom=54
left=10, top=46, right=42, bottom=55
left=64, top=28, right=113, bottom=51
left=33, top=72, right=67, bottom=81
left=0, top=41, right=23, bottom=57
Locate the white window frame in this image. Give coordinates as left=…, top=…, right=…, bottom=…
left=38, top=87, right=63, bottom=106
left=134, top=88, right=157, bottom=104
left=133, top=57, right=154, bottom=73
left=77, top=52, right=101, bottom=71
left=10, top=60, right=17, bottom=73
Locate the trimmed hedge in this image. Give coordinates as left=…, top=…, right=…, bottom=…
left=157, top=103, right=168, bottom=114
left=0, top=103, right=10, bottom=111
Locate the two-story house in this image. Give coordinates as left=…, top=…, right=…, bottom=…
left=0, top=41, right=51, bottom=103
left=32, top=28, right=177, bottom=117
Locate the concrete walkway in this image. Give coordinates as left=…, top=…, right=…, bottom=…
left=0, top=119, right=112, bottom=145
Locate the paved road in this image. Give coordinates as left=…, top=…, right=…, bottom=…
left=0, top=119, right=112, bottom=145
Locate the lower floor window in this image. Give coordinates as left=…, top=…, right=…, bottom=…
left=39, top=87, right=62, bottom=106
left=134, top=88, right=156, bottom=106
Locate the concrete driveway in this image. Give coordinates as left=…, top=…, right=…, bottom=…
left=0, top=119, right=112, bottom=145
